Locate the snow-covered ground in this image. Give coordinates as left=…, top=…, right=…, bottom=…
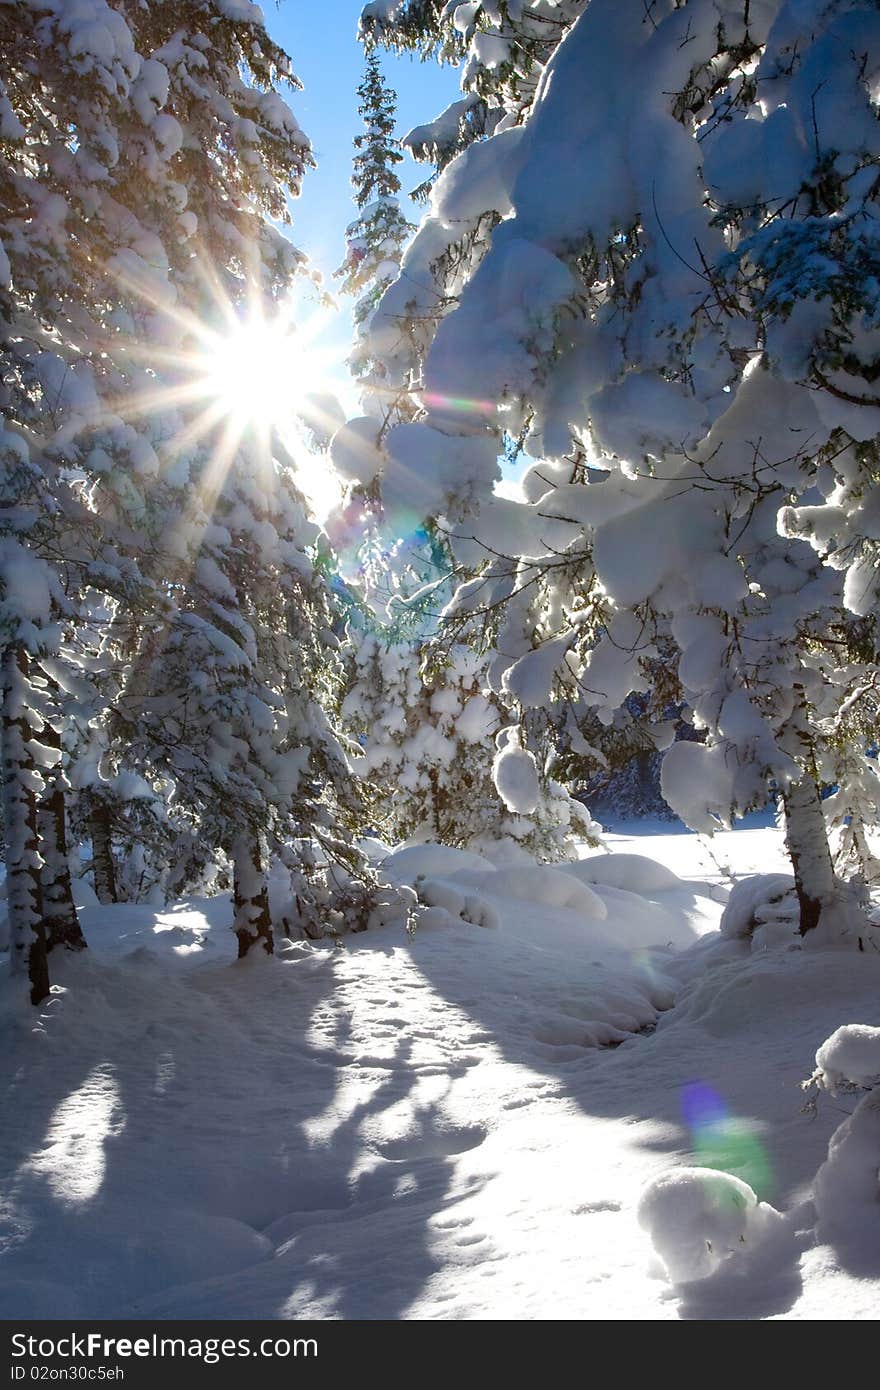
left=1, top=824, right=879, bottom=1321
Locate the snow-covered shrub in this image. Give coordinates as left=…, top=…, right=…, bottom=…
left=637, top=1167, right=782, bottom=1286
left=807, top=1025, right=880, bottom=1256
left=812, top=1025, right=880, bottom=1095
left=719, top=875, right=800, bottom=950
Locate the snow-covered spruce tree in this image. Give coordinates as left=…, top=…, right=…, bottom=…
left=0, top=412, right=89, bottom=999
left=355, top=0, right=880, bottom=936
left=329, top=512, right=491, bottom=850
left=2, top=1, right=389, bottom=975
left=336, top=49, right=414, bottom=402
left=113, top=449, right=382, bottom=952
left=561, top=669, right=691, bottom=824
left=0, top=444, right=61, bottom=1000
left=824, top=744, right=880, bottom=891
left=360, top=0, right=581, bottom=191
left=327, top=42, right=417, bottom=581
left=340, top=618, right=503, bottom=849
left=329, top=392, right=590, bottom=859
left=329, top=41, right=517, bottom=857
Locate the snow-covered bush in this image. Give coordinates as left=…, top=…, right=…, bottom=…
left=574, top=853, right=682, bottom=896
left=342, top=630, right=596, bottom=859
left=719, top=874, right=800, bottom=950
left=807, top=1024, right=880, bottom=1256
left=637, top=1166, right=783, bottom=1286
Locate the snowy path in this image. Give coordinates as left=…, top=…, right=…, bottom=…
left=1, top=827, right=879, bottom=1320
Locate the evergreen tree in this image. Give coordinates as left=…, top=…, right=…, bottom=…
left=337, top=52, right=412, bottom=332
left=355, top=0, right=880, bottom=935
left=1, top=0, right=373, bottom=992
left=336, top=49, right=414, bottom=420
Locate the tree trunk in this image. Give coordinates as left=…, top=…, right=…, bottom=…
left=38, top=724, right=86, bottom=953
left=781, top=770, right=837, bottom=935
left=848, top=813, right=880, bottom=887
left=429, top=768, right=444, bottom=841
left=779, top=685, right=837, bottom=935
left=232, top=832, right=274, bottom=958
left=90, top=799, right=118, bottom=905
left=1, top=646, right=50, bottom=1003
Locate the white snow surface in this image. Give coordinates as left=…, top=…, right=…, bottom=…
left=1, top=825, right=879, bottom=1320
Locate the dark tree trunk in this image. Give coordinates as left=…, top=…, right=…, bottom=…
left=1, top=646, right=50, bottom=1003
left=90, top=799, right=118, bottom=905
left=38, top=724, right=86, bottom=953
left=232, top=832, right=274, bottom=958
left=429, top=767, right=444, bottom=841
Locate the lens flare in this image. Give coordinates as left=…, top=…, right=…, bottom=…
left=681, top=1081, right=774, bottom=1197
left=421, top=390, right=496, bottom=418
left=92, top=242, right=347, bottom=521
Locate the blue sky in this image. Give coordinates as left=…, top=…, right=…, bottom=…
left=267, top=1, right=459, bottom=390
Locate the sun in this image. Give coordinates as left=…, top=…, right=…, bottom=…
left=195, top=309, right=323, bottom=434
left=103, top=248, right=350, bottom=519
left=187, top=300, right=347, bottom=519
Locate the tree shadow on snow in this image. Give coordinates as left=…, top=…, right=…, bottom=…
left=403, top=899, right=880, bottom=1320
left=671, top=1211, right=811, bottom=1321
left=0, top=909, right=493, bottom=1321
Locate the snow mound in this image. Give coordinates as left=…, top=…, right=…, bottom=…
left=415, top=877, right=500, bottom=930
left=0, top=1204, right=272, bottom=1320
left=719, top=874, right=798, bottom=948
left=381, top=844, right=495, bottom=885
left=457, top=865, right=607, bottom=919
left=570, top=852, right=682, bottom=894
left=381, top=845, right=606, bottom=922
left=637, top=1167, right=782, bottom=1285
left=0, top=1279, right=82, bottom=1321
left=595, top=885, right=687, bottom=949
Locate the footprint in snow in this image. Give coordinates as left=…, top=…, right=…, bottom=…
left=374, top=1122, right=487, bottom=1161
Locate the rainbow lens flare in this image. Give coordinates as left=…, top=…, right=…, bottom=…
left=681, top=1082, right=773, bottom=1197
left=421, top=391, right=496, bottom=418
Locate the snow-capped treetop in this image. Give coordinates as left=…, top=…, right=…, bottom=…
left=335, top=49, right=414, bottom=411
